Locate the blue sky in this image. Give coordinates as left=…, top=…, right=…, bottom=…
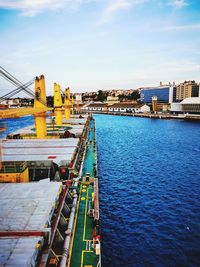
left=0, top=0, right=200, bottom=95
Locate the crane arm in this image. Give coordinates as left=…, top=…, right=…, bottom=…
left=0, top=107, right=52, bottom=119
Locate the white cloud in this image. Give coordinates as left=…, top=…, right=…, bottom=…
left=164, top=23, right=200, bottom=31
left=98, top=0, right=145, bottom=25
left=169, top=0, right=188, bottom=8
left=0, top=0, right=89, bottom=16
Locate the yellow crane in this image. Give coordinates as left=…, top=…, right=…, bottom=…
left=0, top=75, right=50, bottom=138
left=0, top=75, right=48, bottom=182
left=64, top=87, right=71, bottom=119
left=0, top=75, right=74, bottom=183
left=0, top=107, right=50, bottom=119
left=71, top=93, right=75, bottom=115
left=53, top=83, right=63, bottom=126
left=34, top=75, right=48, bottom=138
left=0, top=75, right=75, bottom=138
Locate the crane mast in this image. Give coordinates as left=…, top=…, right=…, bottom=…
left=34, top=75, right=47, bottom=138
left=64, top=87, right=71, bottom=119
left=53, top=83, right=63, bottom=125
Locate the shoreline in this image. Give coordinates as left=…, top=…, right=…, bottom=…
left=84, top=111, right=200, bottom=121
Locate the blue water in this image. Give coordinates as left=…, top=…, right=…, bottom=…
left=0, top=116, right=34, bottom=138
left=95, top=115, right=200, bottom=267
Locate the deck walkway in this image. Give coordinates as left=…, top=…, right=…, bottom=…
left=69, top=119, right=99, bottom=267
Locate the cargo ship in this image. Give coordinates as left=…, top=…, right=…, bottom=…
left=0, top=75, right=101, bottom=267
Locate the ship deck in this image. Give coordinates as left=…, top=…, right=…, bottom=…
left=7, top=123, right=85, bottom=138
left=47, top=117, right=88, bottom=125
left=0, top=180, right=62, bottom=266
left=69, top=119, right=100, bottom=267
left=1, top=138, right=79, bottom=166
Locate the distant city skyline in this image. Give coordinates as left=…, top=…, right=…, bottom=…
left=0, top=0, right=200, bottom=96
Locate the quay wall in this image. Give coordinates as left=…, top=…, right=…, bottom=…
left=82, top=111, right=200, bottom=121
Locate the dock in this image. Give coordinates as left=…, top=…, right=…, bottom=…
left=86, top=110, right=200, bottom=121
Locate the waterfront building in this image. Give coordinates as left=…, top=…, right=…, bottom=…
left=181, top=97, right=200, bottom=113
left=152, top=96, right=158, bottom=112
left=108, top=103, right=150, bottom=113
left=170, top=97, right=200, bottom=114
left=73, top=103, right=85, bottom=114
left=106, top=95, right=119, bottom=104
left=103, top=89, right=134, bottom=96
left=170, top=103, right=183, bottom=113
left=139, top=104, right=151, bottom=113
left=140, top=84, right=176, bottom=104
left=74, top=93, right=82, bottom=104
left=176, top=81, right=199, bottom=101
left=83, top=103, right=108, bottom=112
left=0, top=98, right=21, bottom=108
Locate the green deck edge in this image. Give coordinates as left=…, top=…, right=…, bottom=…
left=69, top=119, right=99, bottom=267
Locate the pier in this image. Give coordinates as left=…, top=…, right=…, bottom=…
left=86, top=110, right=200, bottom=121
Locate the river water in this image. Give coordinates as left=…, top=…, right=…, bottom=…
left=1, top=114, right=200, bottom=266
left=95, top=114, right=200, bottom=267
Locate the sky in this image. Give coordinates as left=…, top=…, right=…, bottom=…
left=0, top=0, right=200, bottom=95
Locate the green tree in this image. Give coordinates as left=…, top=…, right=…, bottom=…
left=97, top=90, right=106, bottom=102
left=128, top=91, right=140, bottom=101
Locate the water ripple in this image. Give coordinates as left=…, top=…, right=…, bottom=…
left=95, top=115, right=200, bottom=267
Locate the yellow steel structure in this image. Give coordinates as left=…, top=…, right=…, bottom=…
left=34, top=75, right=47, bottom=138
left=64, top=87, right=71, bottom=119
left=0, top=161, right=29, bottom=183
left=0, top=76, right=49, bottom=121
left=71, top=94, right=75, bottom=115
left=54, top=83, right=63, bottom=125
left=0, top=75, right=49, bottom=137
left=0, top=107, right=49, bottom=119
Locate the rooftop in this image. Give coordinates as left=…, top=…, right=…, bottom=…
left=181, top=97, right=200, bottom=104
left=140, top=86, right=171, bottom=90
left=109, top=103, right=143, bottom=108
left=87, top=103, right=108, bottom=107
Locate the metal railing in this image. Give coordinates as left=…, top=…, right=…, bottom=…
left=0, top=161, right=27, bottom=173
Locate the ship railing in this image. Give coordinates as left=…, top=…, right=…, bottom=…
left=8, top=132, right=64, bottom=139
left=94, top=178, right=99, bottom=221
left=0, top=161, right=27, bottom=173
left=97, top=258, right=101, bottom=267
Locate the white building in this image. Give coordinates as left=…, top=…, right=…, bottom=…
left=74, top=93, right=82, bottom=104
left=181, top=97, right=200, bottom=113
left=0, top=98, right=20, bottom=108
left=140, top=104, right=151, bottom=113
left=170, top=97, right=200, bottom=114
left=83, top=103, right=108, bottom=112
left=108, top=103, right=150, bottom=113
left=106, top=95, right=119, bottom=104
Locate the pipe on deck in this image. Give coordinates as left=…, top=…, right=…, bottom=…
left=59, top=125, right=89, bottom=267
left=59, top=188, right=78, bottom=267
